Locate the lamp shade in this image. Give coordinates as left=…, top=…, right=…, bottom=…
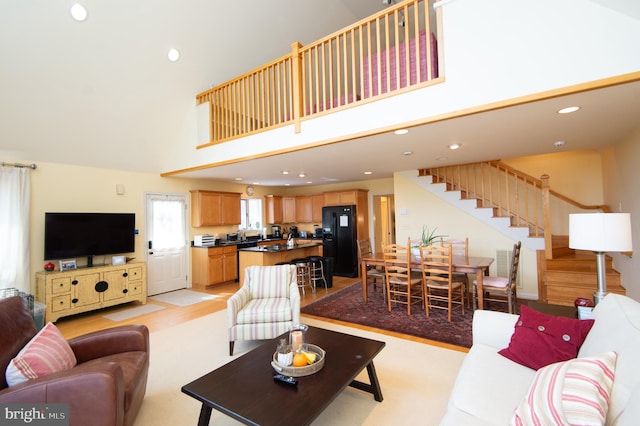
left=569, top=213, right=633, bottom=252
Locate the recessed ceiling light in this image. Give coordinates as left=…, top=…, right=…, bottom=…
left=448, top=143, right=461, bottom=150
left=363, top=171, right=372, bottom=175
left=436, top=156, right=448, bottom=161
left=167, top=48, right=180, bottom=62
left=558, top=106, right=580, bottom=114
left=281, top=171, right=289, bottom=175
left=553, top=140, right=566, bottom=148
left=284, top=183, right=290, bottom=186
left=234, top=177, right=242, bottom=181
left=70, top=4, right=88, bottom=22
left=394, top=129, right=409, bottom=135
left=402, top=151, right=413, bottom=156
left=298, top=173, right=306, bottom=178
left=306, top=181, right=313, bottom=184
left=252, top=182, right=260, bottom=185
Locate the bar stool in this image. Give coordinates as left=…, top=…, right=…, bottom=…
left=306, top=256, right=328, bottom=290
left=290, top=258, right=313, bottom=295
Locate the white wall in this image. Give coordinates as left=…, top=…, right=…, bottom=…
left=601, top=129, right=640, bottom=299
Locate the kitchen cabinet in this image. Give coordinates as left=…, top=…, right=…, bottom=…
left=36, top=262, right=147, bottom=323
left=311, top=194, right=324, bottom=223
left=295, top=195, right=313, bottom=223
left=282, top=196, right=296, bottom=223
left=190, top=190, right=241, bottom=227
left=192, top=246, right=238, bottom=287
left=324, top=189, right=364, bottom=206
left=264, top=195, right=283, bottom=224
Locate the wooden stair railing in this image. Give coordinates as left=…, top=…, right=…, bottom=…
left=418, top=160, right=610, bottom=260
left=195, top=0, right=440, bottom=146
left=420, top=161, right=621, bottom=305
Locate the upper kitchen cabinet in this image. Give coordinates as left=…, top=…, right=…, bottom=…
left=264, top=195, right=283, bottom=224
left=282, top=196, right=296, bottom=223
left=324, top=189, right=367, bottom=207
left=295, top=195, right=312, bottom=223
left=190, top=190, right=241, bottom=227
left=311, top=194, right=324, bottom=223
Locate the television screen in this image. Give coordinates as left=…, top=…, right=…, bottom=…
left=44, top=212, right=135, bottom=262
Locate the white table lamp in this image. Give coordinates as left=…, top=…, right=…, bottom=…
left=569, top=213, right=633, bottom=304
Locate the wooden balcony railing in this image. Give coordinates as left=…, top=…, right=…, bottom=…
left=196, top=0, right=441, bottom=147
left=419, top=161, right=610, bottom=259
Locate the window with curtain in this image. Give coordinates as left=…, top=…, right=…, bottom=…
left=0, top=166, right=31, bottom=292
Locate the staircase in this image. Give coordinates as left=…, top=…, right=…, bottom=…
left=418, top=161, right=625, bottom=306
left=539, top=236, right=625, bottom=306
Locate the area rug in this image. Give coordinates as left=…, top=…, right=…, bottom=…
left=102, top=303, right=165, bottom=322
left=301, top=283, right=474, bottom=348
left=133, top=310, right=466, bottom=426
left=149, top=289, right=218, bottom=307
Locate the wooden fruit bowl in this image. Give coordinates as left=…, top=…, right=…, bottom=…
left=271, top=344, right=326, bottom=377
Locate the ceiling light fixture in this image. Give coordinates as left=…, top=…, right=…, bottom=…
left=402, top=151, right=413, bottom=156
left=70, top=4, right=88, bottom=22
left=167, top=48, right=180, bottom=62
left=436, top=156, right=448, bottom=161
left=363, top=171, right=372, bottom=175
left=553, top=140, right=566, bottom=148
left=394, top=129, right=408, bottom=135
left=558, top=106, right=580, bottom=114
left=298, top=172, right=306, bottom=178
left=281, top=171, right=289, bottom=175
left=448, top=143, right=461, bottom=150
left=234, top=177, right=242, bottom=181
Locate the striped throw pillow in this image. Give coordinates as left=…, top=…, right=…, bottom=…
left=511, top=351, right=617, bottom=426
left=5, top=322, right=77, bottom=387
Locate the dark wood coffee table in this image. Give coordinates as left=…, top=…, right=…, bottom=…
left=181, top=326, right=386, bottom=426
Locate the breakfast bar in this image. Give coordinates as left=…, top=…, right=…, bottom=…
left=238, top=242, right=323, bottom=283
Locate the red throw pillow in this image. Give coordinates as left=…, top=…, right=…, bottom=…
left=498, top=304, right=595, bottom=370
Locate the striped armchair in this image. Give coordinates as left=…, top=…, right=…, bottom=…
left=227, top=265, right=300, bottom=355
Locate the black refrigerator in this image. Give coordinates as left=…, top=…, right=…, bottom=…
left=322, top=205, right=358, bottom=277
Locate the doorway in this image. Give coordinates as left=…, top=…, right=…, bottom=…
left=373, top=194, right=396, bottom=253
left=145, top=193, right=188, bottom=296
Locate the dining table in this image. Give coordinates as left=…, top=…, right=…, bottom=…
left=360, top=252, right=495, bottom=309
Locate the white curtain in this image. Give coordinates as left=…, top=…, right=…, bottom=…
left=0, top=167, right=31, bottom=292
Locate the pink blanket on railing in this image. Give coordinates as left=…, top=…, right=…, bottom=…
left=363, top=31, right=438, bottom=99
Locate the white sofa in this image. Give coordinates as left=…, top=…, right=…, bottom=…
left=441, top=293, right=640, bottom=425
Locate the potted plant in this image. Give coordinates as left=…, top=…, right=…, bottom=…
left=411, top=226, right=446, bottom=256
left=421, top=225, right=446, bottom=247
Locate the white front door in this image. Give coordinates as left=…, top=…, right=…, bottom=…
left=145, top=193, right=188, bottom=296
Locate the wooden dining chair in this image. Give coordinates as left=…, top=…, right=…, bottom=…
left=472, top=241, right=521, bottom=313
left=441, top=237, right=471, bottom=306
left=357, top=238, right=386, bottom=300
left=383, top=242, right=423, bottom=315
left=419, top=244, right=465, bottom=322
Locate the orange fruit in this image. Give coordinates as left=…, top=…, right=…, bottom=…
left=292, top=353, right=307, bottom=367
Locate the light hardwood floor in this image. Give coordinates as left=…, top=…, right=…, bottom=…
left=55, top=276, right=359, bottom=339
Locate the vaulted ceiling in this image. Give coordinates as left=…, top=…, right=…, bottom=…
left=1, top=1, right=639, bottom=187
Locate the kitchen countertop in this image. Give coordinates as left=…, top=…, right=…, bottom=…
left=191, top=237, right=285, bottom=248
left=238, top=241, right=322, bottom=253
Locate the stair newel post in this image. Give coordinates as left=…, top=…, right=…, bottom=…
left=541, top=174, right=552, bottom=259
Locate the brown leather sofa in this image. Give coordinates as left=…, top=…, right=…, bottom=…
left=0, top=296, right=149, bottom=426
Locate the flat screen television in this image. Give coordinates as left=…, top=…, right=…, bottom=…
left=44, top=212, right=135, bottom=266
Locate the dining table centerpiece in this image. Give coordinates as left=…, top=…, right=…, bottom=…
left=411, top=226, right=446, bottom=257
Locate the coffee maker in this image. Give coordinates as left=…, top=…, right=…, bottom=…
left=289, top=226, right=299, bottom=238
left=271, top=225, right=282, bottom=238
